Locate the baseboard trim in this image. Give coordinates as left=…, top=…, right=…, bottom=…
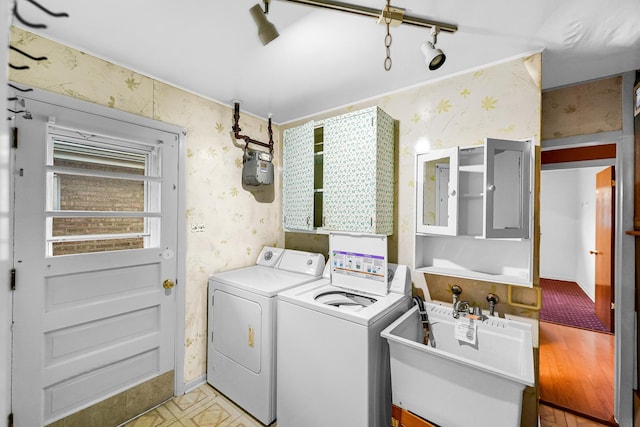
left=184, top=375, right=207, bottom=394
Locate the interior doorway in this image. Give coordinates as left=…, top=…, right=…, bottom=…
left=539, top=146, right=617, bottom=425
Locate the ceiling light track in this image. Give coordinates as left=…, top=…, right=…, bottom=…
left=275, top=0, right=457, bottom=33
left=251, top=0, right=456, bottom=71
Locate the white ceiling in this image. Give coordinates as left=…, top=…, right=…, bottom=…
left=14, top=0, right=640, bottom=123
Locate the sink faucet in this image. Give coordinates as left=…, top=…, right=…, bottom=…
left=451, top=285, right=462, bottom=305
left=412, top=296, right=431, bottom=345
left=486, top=293, right=499, bottom=316
left=453, top=300, right=471, bottom=319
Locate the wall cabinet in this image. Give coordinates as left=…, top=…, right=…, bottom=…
left=414, top=138, right=535, bottom=287
left=283, top=106, right=395, bottom=235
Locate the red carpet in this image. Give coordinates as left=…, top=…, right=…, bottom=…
left=540, top=278, right=610, bottom=333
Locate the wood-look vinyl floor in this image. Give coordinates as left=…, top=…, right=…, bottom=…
left=539, top=321, right=616, bottom=426
left=540, top=404, right=615, bottom=427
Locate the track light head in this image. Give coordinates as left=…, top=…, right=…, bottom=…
left=250, top=3, right=279, bottom=45
left=421, top=26, right=446, bottom=70
left=421, top=41, right=446, bottom=70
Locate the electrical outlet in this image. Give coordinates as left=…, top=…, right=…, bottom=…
left=191, top=223, right=205, bottom=233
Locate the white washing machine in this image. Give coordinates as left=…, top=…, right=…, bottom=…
left=276, top=233, right=411, bottom=427
left=207, top=246, right=325, bottom=425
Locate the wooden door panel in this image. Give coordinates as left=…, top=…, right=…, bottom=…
left=594, top=166, right=615, bottom=331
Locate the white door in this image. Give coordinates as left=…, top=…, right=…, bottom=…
left=11, top=96, right=179, bottom=425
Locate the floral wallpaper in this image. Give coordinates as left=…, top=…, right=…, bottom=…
left=9, top=27, right=542, bottom=414
left=282, top=55, right=542, bottom=425
left=9, top=27, right=283, bottom=384
left=285, top=54, right=543, bottom=318
left=541, top=75, right=622, bottom=140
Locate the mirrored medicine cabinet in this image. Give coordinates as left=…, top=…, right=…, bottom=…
left=414, top=138, right=535, bottom=287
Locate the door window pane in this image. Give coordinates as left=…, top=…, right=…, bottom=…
left=46, top=133, right=161, bottom=256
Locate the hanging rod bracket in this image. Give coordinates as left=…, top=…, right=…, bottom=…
left=377, top=6, right=404, bottom=27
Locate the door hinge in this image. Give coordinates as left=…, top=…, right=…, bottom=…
left=10, top=268, right=16, bottom=291
left=11, top=127, right=17, bottom=149
left=611, top=302, right=615, bottom=310
left=8, top=412, right=13, bottom=427
left=611, top=179, right=616, bottom=187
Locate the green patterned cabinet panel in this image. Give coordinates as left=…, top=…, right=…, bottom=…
left=283, top=121, right=315, bottom=231
left=323, top=106, right=395, bottom=235
left=283, top=106, right=395, bottom=235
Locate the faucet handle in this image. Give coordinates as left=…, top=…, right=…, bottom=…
left=486, top=293, right=499, bottom=316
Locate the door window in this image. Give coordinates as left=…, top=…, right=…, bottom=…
left=46, top=127, right=162, bottom=256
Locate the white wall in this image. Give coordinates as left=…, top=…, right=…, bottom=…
left=1, top=1, right=12, bottom=423
left=540, top=167, right=600, bottom=300
left=575, top=168, right=598, bottom=300
left=540, top=169, right=580, bottom=280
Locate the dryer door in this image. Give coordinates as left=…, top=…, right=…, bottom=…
left=212, top=289, right=262, bottom=373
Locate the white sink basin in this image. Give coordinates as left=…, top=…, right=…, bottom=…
left=381, top=303, right=534, bottom=427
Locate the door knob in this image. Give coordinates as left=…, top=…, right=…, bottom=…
left=163, top=279, right=175, bottom=289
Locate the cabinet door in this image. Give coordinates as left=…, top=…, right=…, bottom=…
left=283, top=122, right=314, bottom=230
left=323, top=109, right=378, bottom=232
left=484, top=138, right=531, bottom=238
left=415, top=148, right=459, bottom=235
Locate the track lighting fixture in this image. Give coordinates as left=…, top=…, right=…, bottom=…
left=421, top=26, right=446, bottom=70
left=250, top=0, right=279, bottom=46
left=250, top=0, right=457, bottom=69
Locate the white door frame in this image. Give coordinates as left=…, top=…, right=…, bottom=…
left=1, top=1, right=13, bottom=422
left=9, top=86, right=187, bottom=400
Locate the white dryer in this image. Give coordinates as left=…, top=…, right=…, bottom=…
left=207, top=246, right=325, bottom=425
left=276, top=233, right=411, bottom=427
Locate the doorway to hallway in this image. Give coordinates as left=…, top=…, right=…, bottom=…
left=539, top=147, right=616, bottom=425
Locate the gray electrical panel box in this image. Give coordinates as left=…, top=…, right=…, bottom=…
left=243, top=149, right=274, bottom=186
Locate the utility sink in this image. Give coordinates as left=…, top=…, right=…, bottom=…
left=381, top=303, right=534, bottom=427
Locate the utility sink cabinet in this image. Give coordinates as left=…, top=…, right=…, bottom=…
left=391, top=405, right=436, bottom=427
left=283, top=106, right=395, bottom=235
left=414, top=138, right=534, bottom=287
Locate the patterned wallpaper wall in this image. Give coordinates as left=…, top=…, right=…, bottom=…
left=285, top=53, right=543, bottom=319
left=9, top=25, right=543, bottom=392
left=9, top=27, right=283, bottom=383
left=541, top=75, right=622, bottom=140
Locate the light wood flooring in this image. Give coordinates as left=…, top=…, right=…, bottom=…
left=539, top=321, right=616, bottom=426
left=540, top=404, right=616, bottom=427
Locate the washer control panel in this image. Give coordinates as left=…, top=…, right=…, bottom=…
left=256, top=246, right=285, bottom=268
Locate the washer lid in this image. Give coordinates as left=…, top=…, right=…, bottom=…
left=329, top=233, right=388, bottom=296
left=211, top=265, right=318, bottom=297
left=314, top=290, right=377, bottom=312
